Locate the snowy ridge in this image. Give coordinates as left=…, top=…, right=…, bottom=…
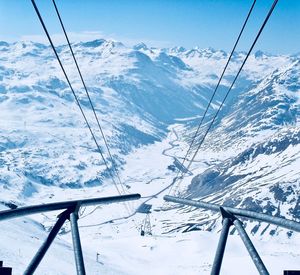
left=164, top=54, right=300, bottom=238
left=1, top=39, right=300, bottom=274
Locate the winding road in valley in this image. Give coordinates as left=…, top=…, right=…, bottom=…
left=77, top=124, right=188, bottom=230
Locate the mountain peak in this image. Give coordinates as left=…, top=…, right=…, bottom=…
left=133, top=42, right=149, bottom=51
left=168, top=46, right=186, bottom=54
left=255, top=50, right=265, bottom=58
left=79, top=39, right=106, bottom=47
left=0, top=41, right=9, bottom=47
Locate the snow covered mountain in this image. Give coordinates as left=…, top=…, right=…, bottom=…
left=0, top=37, right=299, bottom=219
left=0, top=39, right=300, bottom=274
left=168, top=57, right=300, bottom=237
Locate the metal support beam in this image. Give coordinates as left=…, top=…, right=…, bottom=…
left=0, top=194, right=141, bottom=221
left=233, top=219, right=269, bottom=275
left=24, top=208, right=72, bottom=274
left=163, top=195, right=300, bottom=232
left=0, top=194, right=141, bottom=274
left=211, top=217, right=232, bottom=275
left=70, top=207, right=86, bottom=275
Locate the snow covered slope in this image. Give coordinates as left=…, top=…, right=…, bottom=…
left=166, top=54, right=300, bottom=238
left=0, top=39, right=218, bottom=194
left=0, top=40, right=294, bottom=192
left=1, top=39, right=300, bottom=274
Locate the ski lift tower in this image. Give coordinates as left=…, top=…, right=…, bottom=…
left=136, top=203, right=152, bottom=236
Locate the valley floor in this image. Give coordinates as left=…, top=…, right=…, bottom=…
left=1, top=123, right=300, bottom=274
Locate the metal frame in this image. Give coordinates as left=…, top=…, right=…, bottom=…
left=0, top=194, right=141, bottom=274
left=70, top=205, right=86, bottom=275
left=164, top=195, right=300, bottom=275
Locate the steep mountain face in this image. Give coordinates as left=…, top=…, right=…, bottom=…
left=0, top=39, right=299, bottom=235
left=175, top=57, right=300, bottom=236
left=210, top=60, right=300, bottom=146
left=0, top=39, right=210, bottom=193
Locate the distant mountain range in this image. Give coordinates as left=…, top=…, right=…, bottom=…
left=0, top=39, right=299, bottom=237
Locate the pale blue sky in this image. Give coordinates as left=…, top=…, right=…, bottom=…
left=0, top=0, right=299, bottom=54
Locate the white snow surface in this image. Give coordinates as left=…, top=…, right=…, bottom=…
left=0, top=39, right=300, bottom=274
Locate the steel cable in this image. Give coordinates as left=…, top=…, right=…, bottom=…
left=166, top=0, right=257, bottom=197
left=31, top=0, right=140, bottom=230
left=51, top=0, right=128, bottom=195
left=171, top=0, right=279, bottom=196
left=31, top=0, right=123, bottom=195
